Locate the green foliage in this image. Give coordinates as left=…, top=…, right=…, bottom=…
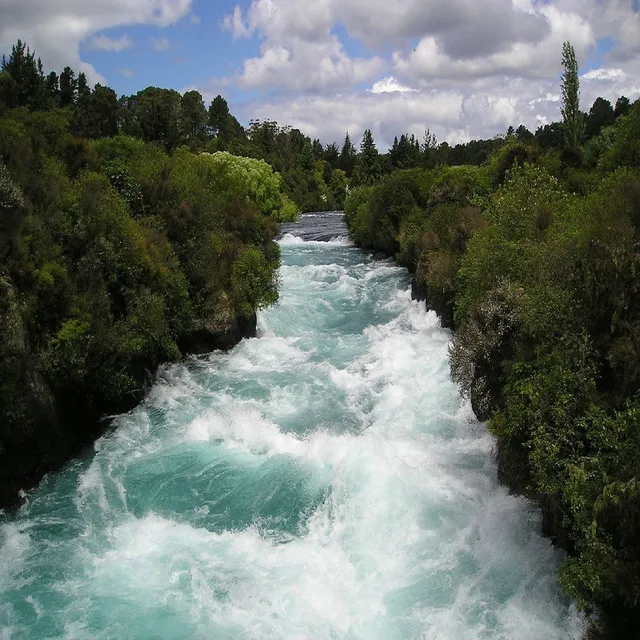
left=450, top=160, right=640, bottom=634
left=232, top=246, right=280, bottom=318
left=601, top=98, right=640, bottom=169
left=0, top=85, right=285, bottom=464
left=560, top=41, right=584, bottom=159
left=0, top=161, right=24, bottom=210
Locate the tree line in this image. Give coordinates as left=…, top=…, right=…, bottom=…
left=0, top=40, right=293, bottom=508
left=343, top=42, right=640, bottom=640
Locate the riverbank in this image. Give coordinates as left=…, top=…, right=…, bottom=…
left=0, top=215, right=583, bottom=639
left=0, top=313, right=258, bottom=511
left=343, top=156, right=640, bottom=638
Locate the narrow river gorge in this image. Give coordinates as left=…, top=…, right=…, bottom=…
left=1, top=213, right=584, bottom=639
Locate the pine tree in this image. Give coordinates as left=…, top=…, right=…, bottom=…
left=339, top=132, right=356, bottom=177
left=615, top=96, right=631, bottom=119
left=59, top=67, right=77, bottom=108
left=560, top=41, right=583, bottom=158
left=180, top=90, right=207, bottom=141
left=357, top=129, right=380, bottom=186
left=0, top=40, right=45, bottom=109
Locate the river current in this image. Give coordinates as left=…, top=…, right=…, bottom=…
left=1, top=212, right=584, bottom=639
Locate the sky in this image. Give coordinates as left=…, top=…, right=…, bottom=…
left=0, top=0, right=639, bottom=148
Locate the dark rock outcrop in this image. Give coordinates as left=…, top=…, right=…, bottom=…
left=0, top=314, right=257, bottom=511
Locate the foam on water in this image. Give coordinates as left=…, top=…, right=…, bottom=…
left=0, top=216, right=585, bottom=639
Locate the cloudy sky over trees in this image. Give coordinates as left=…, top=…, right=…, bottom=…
left=1, top=0, right=639, bottom=146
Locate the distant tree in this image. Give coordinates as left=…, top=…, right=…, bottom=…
left=208, top=95, right=230, bottom=137
left=329, top=168, right=347, bottom=210
left=78, top=84, right=120, bottom=138
left=586, top=97, right=615, bottom=138
left=0, top=39, right=45, bottom=109
left=44, top=72, right=59, bottom=108
left=355, top=129, right=380, bottom=186
left=515, top=125, right=533, bottom=142
left=422, top=129, right=438, bottom=168
left=323, top=142, right=339, bottom=168
left=390, top=133, right=420, bottom=169
left=59, top=67, right=77, bottom=108
left=180, top=90, right=207, bottom=142
left=535, top=122, right=563, bottom=149
left=338, top=132, right=356, bottom=177
left=560, top=41, right=583, bottom=160
left=208, top=95, right=244, bottom=141
left=615, top=96, right=631, bottom=119
left=312, top=138, right=324, bottom=160
left=299, top=141, right=315, bottom=171
left=125, top=87, right=182, bottom=149
left=76, top=72, right=91, bottom=106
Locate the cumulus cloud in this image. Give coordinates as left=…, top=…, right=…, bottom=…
left=0, top=0, right=193, bottom=83
left=223, top=0, right=382, bottom=92
left=89, top=34, right=133, bottom=52
left=222, top=6, right=252, bottom=40
left=241, top=89, right=464, bottom=149
left=239, top=35, right=384, bottom=92
left=150, top=36, right=174, bottom=52
left=240, top=61, right=640, bottom=150
left=221, top=0, right=640, bottom=143
left=370, top=77, right=416, bottom=94
left=393, top=5, right=594, bottom=84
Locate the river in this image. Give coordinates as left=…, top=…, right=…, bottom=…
left=0, top=212, right=584, bottom=639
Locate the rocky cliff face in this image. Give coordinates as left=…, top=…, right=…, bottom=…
left=0, top=308, right=258, bottom=510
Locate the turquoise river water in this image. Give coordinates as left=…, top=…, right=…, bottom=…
left=0, top=214, right=585, bottom=639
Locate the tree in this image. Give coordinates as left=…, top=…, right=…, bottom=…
left=329, top=168, right=347, bottom=210
left=355, top=129, right=380, bottom=186
left=585, top=97, right=615, bottom=138
left=180, top=90, right=207, bottom=142
left=535, top=122, right=563, bottom=149
left=208, top=95, right=244, bottom=142
left=312, top=138, right=324, bottom=160
left=126, top=87, right=182, bottom=149
left=338, top=132, right=356, bottom=177
left=59, top=67, right=76, bottom=108
left=615, top=96, right=631, bottom=119
left=323, top=142, right=339, bottom=168
left=79, top=84, right=120, bottom=138
left=76, top=72, right=91, bottom=107
left=422, top=129, right=438, bottom=168
left=0, top=40, right=45, bottom=109
left=560, top=41, right=583, bottom=160
left=516, top=125, right=533, bottom=142
left=299, top=141, right=315, bottom=171
left=44, top=72, right=59, bottom=108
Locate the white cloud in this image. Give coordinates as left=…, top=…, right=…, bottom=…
left=239, top=35, right=384, bottom=92
left=118, top=68, right=135, bottom=78
left=217, top=0, right=640, bottom=142
left=151, top=36, right=174, bottom=52
left=370, top=77, right=416, bottom=94
left=393, top=5, right=594, bottom=84
left=222, top=6, right=252, bottom=40
left=89, top=34, right=133, bottom=52
left=582, top=68, right=626, bottom=82
left=0, top=0, right=192, bottom=83
left=190, top=14, right=201, bottom=25
left=240, top=62, right=640, bottom=150
left=241, top=89, right=464, bottom=149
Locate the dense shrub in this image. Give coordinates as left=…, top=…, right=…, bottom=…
left=0, top=106, right=286, bottom=494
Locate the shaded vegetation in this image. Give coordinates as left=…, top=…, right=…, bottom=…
left=0, top=41, right=289, bottom=508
